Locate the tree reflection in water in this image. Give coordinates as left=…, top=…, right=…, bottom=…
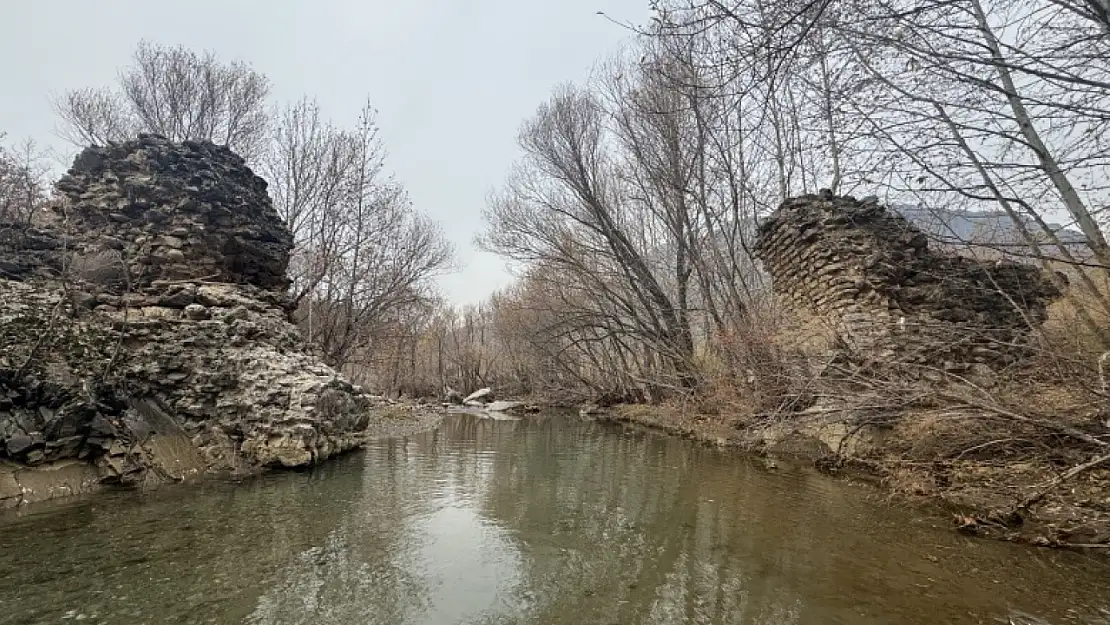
left=1, top=414, right=1108, bottom=625
left=248, top=414, right=1110, bottom=625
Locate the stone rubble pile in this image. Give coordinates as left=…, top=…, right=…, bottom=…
left=0, top=135, right=395, bottom=506
left=753, top=191, right=1064, bottom=373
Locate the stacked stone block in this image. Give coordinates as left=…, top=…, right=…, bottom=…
left=55, top=134, right=293, bottom=292
left=753, top=192, right=1062, bottom=372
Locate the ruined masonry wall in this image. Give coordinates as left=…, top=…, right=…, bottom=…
left=55, top=135, right=293, bottom=292
left=753, top=192, right=1063, bottom=371
left=0, top=135, right=387, bottom=507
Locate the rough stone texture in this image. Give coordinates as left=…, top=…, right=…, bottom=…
left=0, top=223, right=63, bottom=281
left=753, top=192, right=1064, bottom=373
left=0, top=135, right=397, bottom=507
left=54, top=135, right=293, bottom=292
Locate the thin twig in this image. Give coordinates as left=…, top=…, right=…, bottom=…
left=149, top=273, right=221, bottom=287
left=15, top=297, right=65, bottom=378
left=1015, top=451, right=1110, bottom=511
left=952, top=438, right=1023, bottom=461
left=940, top=392, right=1109, bottom=449
left=1099, top=351, right=1110, bottom=394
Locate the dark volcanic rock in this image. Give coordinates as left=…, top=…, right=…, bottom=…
left=0, top=223, right=63, bottom=281
left=5, top=434, right=34, bottom=457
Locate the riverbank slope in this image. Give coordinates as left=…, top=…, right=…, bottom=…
left=602, top=399, right=1110, bottom=550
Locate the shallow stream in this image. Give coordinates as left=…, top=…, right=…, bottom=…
left=1, top=413, right=1108, bottom=624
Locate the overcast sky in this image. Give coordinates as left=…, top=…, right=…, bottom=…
left=0, top=0, right=646, bottom=305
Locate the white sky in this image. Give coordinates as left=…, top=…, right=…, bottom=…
left=0, top=0, right=647, bottom=306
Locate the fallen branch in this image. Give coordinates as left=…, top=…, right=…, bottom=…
left=835, top=417, right=893, bottom=458
left=939, top=392, right=1109, bottom=449
left=951, top=438, right=1024, bottom=461
left=1014, top=450, right=1110, bottom=512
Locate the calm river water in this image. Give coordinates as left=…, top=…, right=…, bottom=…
left=1, top=414, right=1108, bottom=625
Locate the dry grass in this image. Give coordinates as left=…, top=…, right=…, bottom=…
left=691, top=300, right=827, bottom=420
left=654, top=286, right=1110, bottom=546
left=596, top=263, right=1110, bottom=546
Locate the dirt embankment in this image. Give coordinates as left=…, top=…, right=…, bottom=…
left=601, top=398, right=1110, bottom=551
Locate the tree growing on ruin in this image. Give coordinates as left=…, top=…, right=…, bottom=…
left=55, top=41, right=271, bottom=160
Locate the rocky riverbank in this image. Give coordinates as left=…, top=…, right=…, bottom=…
left=0, top=135, right=441, bottom=508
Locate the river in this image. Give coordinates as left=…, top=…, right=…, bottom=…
left=1, top=413, right=1107, bottom=625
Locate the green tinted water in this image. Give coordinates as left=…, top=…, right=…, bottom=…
left=1, top=414, right=1107, bottom=624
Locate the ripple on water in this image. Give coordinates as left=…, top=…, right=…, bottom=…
left=0, top=414, right=1108, bottom=625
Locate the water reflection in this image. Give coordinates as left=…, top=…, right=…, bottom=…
left=0, top=457, right=366, bottom=624
left=0, top=414, right=1107, bottom=625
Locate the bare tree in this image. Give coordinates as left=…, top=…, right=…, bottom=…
left=53, top=88, right=137, bottom=150
left=0, top=134, right=50, bottom=225
left=262, top=97, right=357, bottom=307
left=265, top=100, right=453, bottom=370
left=52, top=42, right=452, bottom=381
left=55, top=41, right=271, bottom=160
left=484, top=87, right=672, bottom=390
left=471, top=0, right=1110, bottom=407
left=650, top=0, right=1110, bottom=269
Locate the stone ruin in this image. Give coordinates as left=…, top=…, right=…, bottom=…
left=753, top=192, right=1064, bottom=374
left=55, top=138, right=293, bottom=292
left=0, top=135, right=396, bottom=506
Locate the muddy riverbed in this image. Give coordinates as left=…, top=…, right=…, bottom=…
left=1, top=413, right=1108, bottom=624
